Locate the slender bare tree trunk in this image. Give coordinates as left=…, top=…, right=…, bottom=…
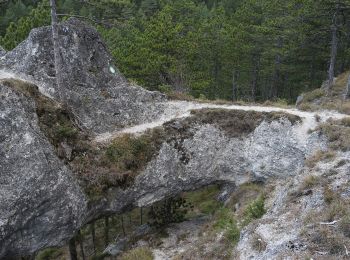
left=251, top=54, right=260, bottom=101
left=346, top=74, right=350, bottom=99
left=78, top=230, right=86, bottom=260
left=327, top=4, right=340, bottom=92
left=270, top=38, right=282, bottom=99
left=140, top=207, right=143, bottom=225
left=104, top=216, right=109, bottom=247
left=232, top=69, right=238, bottom=101
left=50, top=0, right=65, bottom=103
left=68, top=238, right=78, bottom=260
left=91, top=222, right=96, bottom=254
left=328, top=24, right=338, bottom=91
left=121, top=215, right=126, bottom=236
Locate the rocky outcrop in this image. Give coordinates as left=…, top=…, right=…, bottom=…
left=0, top=18, right=167, bottom=134
left=0, top=76, right=327, bottom=257
left=0, top=19, right=336, bottom=258
left=0, top=80, right=87, bottom=258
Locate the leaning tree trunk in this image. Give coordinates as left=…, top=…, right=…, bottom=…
left=50, top=0, right=65, bottom=103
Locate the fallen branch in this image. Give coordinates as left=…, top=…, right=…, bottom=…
left=319, top=220, right=339, bottom=225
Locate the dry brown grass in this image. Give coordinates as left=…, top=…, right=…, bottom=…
left=316, top=119, right=350, bottom=151
left=301, top=189, right=350, bottom=257
left=297, top=71, right=350, bottom=115
left=72, top=128, right=165, bottom=198
left=305, top=150, right=336, bottom=168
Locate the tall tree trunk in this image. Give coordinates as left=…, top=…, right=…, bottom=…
left=50, top=0, right=65, bottom=103
left=232, top=69, right=238, bottom=101
left=121, top=215, right=126, bottom=236
left=251, top=54, right=260, bottom=101
left=327, top=4, right=340, bottom=92
left=328, top=24, right=338, bottom=91
left=91, top=222, right=96, bottom=254
left=78, top=230, right=86, bottom=260
left=270, top=38, right=282, bottom=99
left=68, top=237, right=78, bottom=260
left=104, top=216, right=109, bottom=247
left=346, top=73, right=350, bottom=99
left=309, top=55, right=315, bottom=90
left=140, top=207, right=143, bottom=225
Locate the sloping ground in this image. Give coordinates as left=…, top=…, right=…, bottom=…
left=298, top=71, right=350, bottom=115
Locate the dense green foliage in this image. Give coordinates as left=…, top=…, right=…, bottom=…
left=2, top=0, right=350, bottom=101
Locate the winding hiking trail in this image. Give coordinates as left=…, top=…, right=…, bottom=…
left=94, top=101, right=348, bottom=144
left=0, top=69, right=348, bottom=144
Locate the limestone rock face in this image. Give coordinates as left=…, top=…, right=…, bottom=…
left=0, top=18, right=167, bottom=134
left=0, top=81, right=87, bottom=258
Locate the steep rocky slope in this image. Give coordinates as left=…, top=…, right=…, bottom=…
left=0, top=19, right=349, bottom=259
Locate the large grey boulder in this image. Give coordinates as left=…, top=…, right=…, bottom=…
left=0, top=18, right=167, bottom=134
left=0, top=80, right=87, bottom=258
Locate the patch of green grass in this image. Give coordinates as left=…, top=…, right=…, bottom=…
left=54, top=124, right=78, bottom=140
left=214, top=208, right=240, bottom=244
left=184, top=185, right=222, bottom=216
left=303, top=88, right=325, bottom=102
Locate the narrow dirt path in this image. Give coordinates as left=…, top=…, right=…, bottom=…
left=94, top=100, right=349, bottom=143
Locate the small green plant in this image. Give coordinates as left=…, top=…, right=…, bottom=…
left=214, top=208, right=240, bottom=244
left=242, top=195, right=266, bottom=225
left=54, top=124, right=78, bottom=140
left=158, top=84, right=172, bottom=94
left=35, top=248, right=62, bottom=260
left=148, top=197, right=193, bottom=227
